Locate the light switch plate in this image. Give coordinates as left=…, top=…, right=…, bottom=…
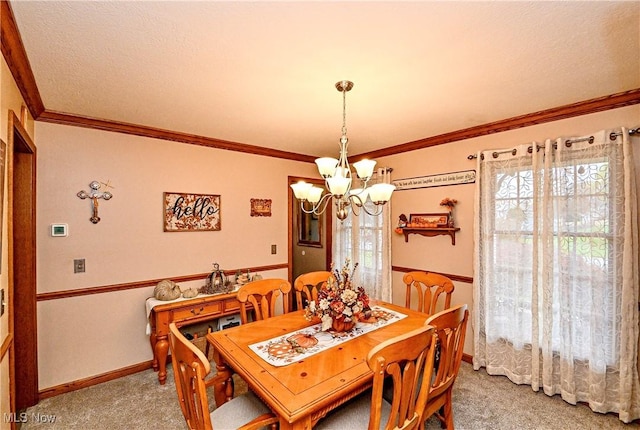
left=74, top=259, right=85, bottom=273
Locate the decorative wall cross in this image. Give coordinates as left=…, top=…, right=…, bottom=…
left=77, top=181, right=113, bottom=224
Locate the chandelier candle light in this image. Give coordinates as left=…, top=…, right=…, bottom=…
left=291, top=81, right=396, bottom=221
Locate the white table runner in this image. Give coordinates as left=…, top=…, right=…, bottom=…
left=249, top=305, right=407, bottom=367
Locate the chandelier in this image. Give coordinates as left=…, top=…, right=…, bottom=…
left=291, top=80, right=395, bottom=221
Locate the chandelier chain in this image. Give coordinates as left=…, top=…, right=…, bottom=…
left=341, top=85, right=347, bottom=139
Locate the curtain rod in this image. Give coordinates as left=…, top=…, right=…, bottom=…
left=373, top=167, right=393, bottom=174
left=467, top=127, right=640, bottom=160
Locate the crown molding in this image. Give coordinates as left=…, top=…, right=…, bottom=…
left=37, top=89, right=640, bottom=163
left=3, top=0, right=638, bottom=161
left=356, top=88, right=640, bottom=160
left=38, top=110, right=316, bottom=162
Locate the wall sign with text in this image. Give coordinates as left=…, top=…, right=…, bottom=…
left=164, top=192, right=221, bottom=232
left=392, top=170, right=476, bottom=191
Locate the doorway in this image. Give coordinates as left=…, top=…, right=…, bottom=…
left=9, top=111, right=38, bottom=409
left=288, top=176, right=332, bottom=292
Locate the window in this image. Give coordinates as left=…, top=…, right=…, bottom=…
left=474, top=130, right=639, bottom=422
left=335, top=207, right=383, bottom=284
left=333, top=170, right=394, bottom=302
left=488, top=156, right=618, bottom=364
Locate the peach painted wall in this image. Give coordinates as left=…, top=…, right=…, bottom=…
left=381, top=105, right=640, bottom=356
left=35, top=122, right=316, bottom=389
left=1, top=56, right=35, bottom=429
left=34, top=106, right=640, bottom=390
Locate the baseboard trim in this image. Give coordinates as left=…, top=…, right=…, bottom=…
left=462, top=353, right=473, bottom=364
left=38, top=360, right=154, bottom=400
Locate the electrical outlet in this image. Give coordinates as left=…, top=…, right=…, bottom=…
left=74, top=259, right=85, bottom=273
left=271, top=244, right=277, bottom=254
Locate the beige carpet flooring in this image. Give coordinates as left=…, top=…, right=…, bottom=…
left=20, top=362, right=636, bottom=429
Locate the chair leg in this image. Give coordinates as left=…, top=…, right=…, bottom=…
left=431, top=404, right=447, bottom=429
left=204, top=326, right=213, bottom=360
left=443, top=390, right=454, bottom=429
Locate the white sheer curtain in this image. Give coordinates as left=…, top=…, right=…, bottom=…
left=473, top=128, right=640, bottom=422
left=334, top=168, right=393, bottom=302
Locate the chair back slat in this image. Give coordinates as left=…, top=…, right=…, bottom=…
left=169, top=323, right=279, bottom=430
left=422, top=304, right=469, bottom=428
left=403, top=271, right=454, bottom=315
left=293, top=271, right=333, bottom=310
left=168, top=323, right=213, bottom=430
left=237, top=278, right=291, bottom=324
left=368, top=325, right=437, bottom=430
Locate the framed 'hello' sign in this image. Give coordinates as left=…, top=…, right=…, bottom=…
left=163, top=192, right=221, bottom=232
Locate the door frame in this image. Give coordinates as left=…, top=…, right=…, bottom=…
left=8, top=111, right=38, bottom=409
left=287, top=176, right=332, bottom=285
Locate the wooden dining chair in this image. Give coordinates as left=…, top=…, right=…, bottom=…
left=293, top=271, right=333, bottom=310
left=315, top=325, right=438, bottom=430
left=236, top=278, right=292, bottom=324
left=167, top=323, right=278, bottom=430
left=421, top=304, right=469, bottom=429
left=403, top=271, right=454, bottom=315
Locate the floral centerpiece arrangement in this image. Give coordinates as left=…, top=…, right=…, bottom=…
left=304, top=259, right=371, bottom=332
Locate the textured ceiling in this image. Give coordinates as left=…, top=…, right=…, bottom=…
left=9, top=1, right=640, bottom=157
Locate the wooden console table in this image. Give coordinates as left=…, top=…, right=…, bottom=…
left=147, top=292, right=249, bottom=384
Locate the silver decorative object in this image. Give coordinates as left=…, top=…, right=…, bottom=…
left=77, top=181, right=113, bottom=224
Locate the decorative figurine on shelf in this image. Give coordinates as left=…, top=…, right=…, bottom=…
left=398, top=213, right=408, bottom=228
left=200, top=262, right=232, bottom=295
left=395, top=214, right=408, bottom=234
left=440, top=197, right=458, bottom=228
left=235, top=271, right=250, bottom=287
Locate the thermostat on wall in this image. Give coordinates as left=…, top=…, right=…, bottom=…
left=50, top=224, right=68, bottom=237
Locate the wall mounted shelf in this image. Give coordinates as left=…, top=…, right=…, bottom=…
left=401, top=227, right=460, bottom=245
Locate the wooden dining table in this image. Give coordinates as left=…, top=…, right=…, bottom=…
left=206, top=300, right=429, bottom=429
